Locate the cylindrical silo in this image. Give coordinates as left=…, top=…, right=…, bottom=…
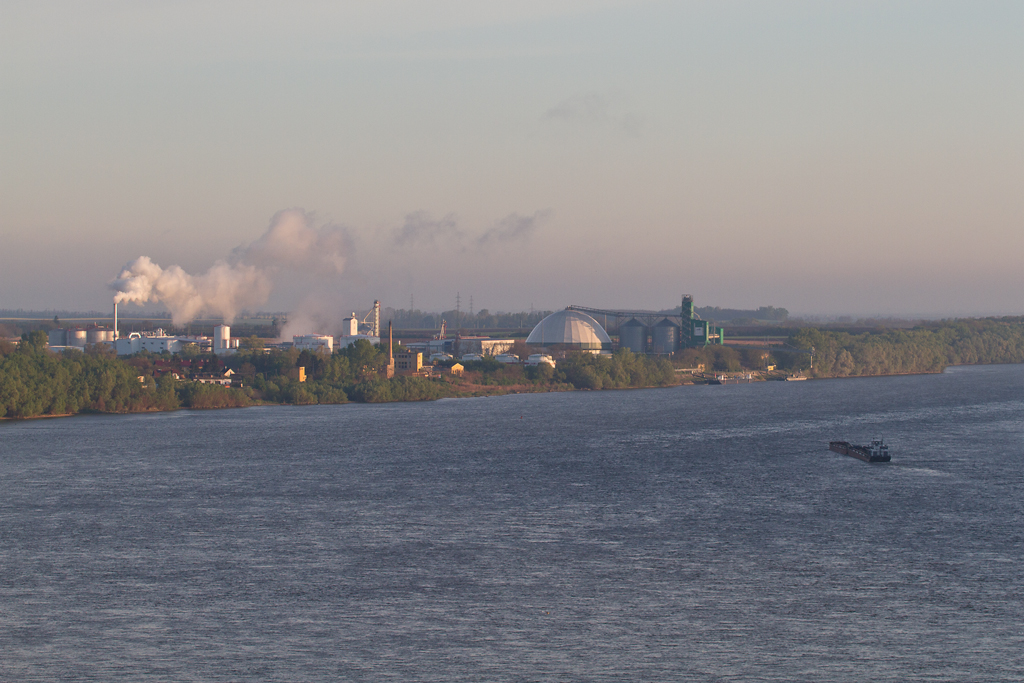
left=87, top=328, right=114, bottom=344
left=619, top=318, right=647, bottom=354
left=651, top=318, right=680, bottom=355
left=48, top=329, right=67, bottom=346
left=214, top=325, right=230, bottom=355
left=67, top=329, right=88, bottom=347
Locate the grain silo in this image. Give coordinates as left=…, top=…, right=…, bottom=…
left=651, top=318, right=680, bottom=355
left=618, top=318, right=647, bottom=354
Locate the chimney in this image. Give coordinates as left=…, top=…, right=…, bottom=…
left=113, top=301, right=119, bottom=341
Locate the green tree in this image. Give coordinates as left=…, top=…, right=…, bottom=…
left=19, top=330, right=48, bottom=354
left=240, top=335, right=265, bottom=352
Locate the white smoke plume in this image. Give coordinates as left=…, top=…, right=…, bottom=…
left=111, top=209, right=350, bottom=325
left=278, top=299, right=343, bottom=342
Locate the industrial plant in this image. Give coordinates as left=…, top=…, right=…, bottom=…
left=526, top=295, right=725, bottom=354
left=45, top=295, right=727, bottom=363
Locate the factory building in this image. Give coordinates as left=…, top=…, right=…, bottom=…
left=293, top=334, right=334, bottom=353
left=394, top=351, right=423, bottom=374
left=47, top=320, right=238, bottom=357
left=456, top=337, right=516, bottom=356
left=680, top=295, right=724, bottom=348
left=336, top=304, right=383, bottom=349
left=554, top=295, right=724, bottom=355
left=404, top=338, right=450, bottom=356
left=116, top=333, right=183, bottom=355
left=526, top=309, right=612, bottom=352
left=110, top=328, right=208, bottom=356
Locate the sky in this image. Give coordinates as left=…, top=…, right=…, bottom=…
left=2, top=0, right=1022, bottom=322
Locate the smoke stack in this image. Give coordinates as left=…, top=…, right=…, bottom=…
left=113, top=301, right=118, bottom=341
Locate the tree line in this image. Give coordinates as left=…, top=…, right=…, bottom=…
left=6, top=316, right=1024, bottom=419
left=786, top=317, right=1024, bottom=378
left=1, top=333, right=680, bottom=418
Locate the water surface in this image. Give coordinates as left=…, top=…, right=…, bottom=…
left=2, top=365, right=1022, bottom=681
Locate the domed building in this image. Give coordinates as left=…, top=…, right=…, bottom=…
left=526, top=308, right=612, bottom=351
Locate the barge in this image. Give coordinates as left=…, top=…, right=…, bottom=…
left=829, top=439, right=891, bottom=463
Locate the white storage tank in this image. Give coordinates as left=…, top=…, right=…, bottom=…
left=67, top=329, right=88, bottom=347
left=214, top=325, right=232, bottom=355
left=87, top=328, right=114, bottom=344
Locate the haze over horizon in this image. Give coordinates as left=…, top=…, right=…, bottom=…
left=2, top=1, right=1022, bottom=320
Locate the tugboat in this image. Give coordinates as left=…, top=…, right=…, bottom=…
left=828, top=439, right=891, bottom=463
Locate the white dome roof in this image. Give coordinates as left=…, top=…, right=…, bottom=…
left=526, top=309, right=612, bottom=350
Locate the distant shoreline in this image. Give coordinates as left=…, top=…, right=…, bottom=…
left=0, top=365, right=983, bottom=422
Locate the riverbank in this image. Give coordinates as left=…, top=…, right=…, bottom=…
left=7, top=320, right=1024, bottom=420
left=0, top=365, right=951, bottom=421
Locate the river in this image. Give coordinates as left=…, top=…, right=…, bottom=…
left=1, top=364, right=1022, bottom=681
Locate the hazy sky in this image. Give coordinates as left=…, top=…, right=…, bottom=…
left=2, top=0, right=1022, bottom=319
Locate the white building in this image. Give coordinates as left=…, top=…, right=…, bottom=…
left=294, top=334, right=334, bottom=353
left=213, top=325, right=238, bottom=356
left=116, top=333, right=182, bottom=355
left=526, top=309, right=612, bottom=352
left=457, top=337, right=515, bottom=356
left=342, top=313, right=359, bottom=337
left=113, top=332, right=209, bottom=356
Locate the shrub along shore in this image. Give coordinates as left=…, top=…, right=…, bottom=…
left=3, top=316, right=1024, bottom=420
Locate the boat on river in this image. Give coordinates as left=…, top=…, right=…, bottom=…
left=829, top=439, right=891, bottom=462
